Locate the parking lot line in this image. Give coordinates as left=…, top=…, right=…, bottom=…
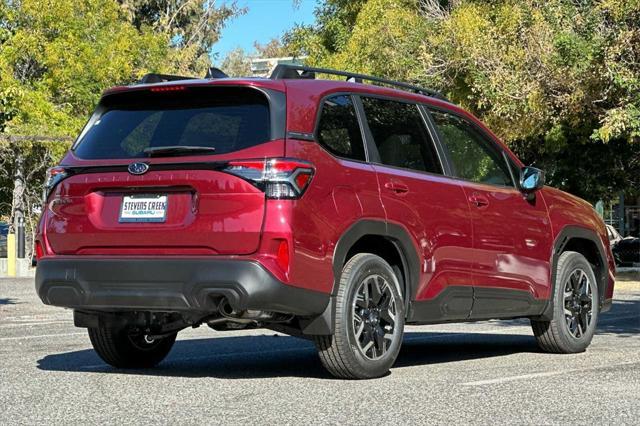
left=461, top=361, right=640, bottom=386
left=0, top=332, right=86, bottom=341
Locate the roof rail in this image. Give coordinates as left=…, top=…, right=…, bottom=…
left=269, top=64, right=447, bottom=100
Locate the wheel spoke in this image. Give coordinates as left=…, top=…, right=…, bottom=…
left=569, top=271, right=579, bottom=292
left=373, top=326, right=385, bottom=353
left=355, top=320, right=365, bottom=340
left=379, top=291, right=390, bottom=312
left=362, top=340, right=375, bottom=355
left=363, top=280, right=370, bottom=306
left=580, top=310, right=590, bottom=331
left=381, top=306, right=396, bottom=327
left=371, top=277, right=383, bottom=304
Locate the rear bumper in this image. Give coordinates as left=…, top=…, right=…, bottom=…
left=35, top=257, right=329, bottom=316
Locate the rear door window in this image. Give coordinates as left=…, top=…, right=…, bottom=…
left=74, top=87, right=271, bottom=159
left=360, top=97, right=442, bottom=174
left=316, top=95, right=366, bottom=161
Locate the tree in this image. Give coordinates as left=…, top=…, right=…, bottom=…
left=118, top=0, right=245, bottom=74
left=220, top=47, right=251, bottom=77
left=0, top=0, right=166, bottom=226
left=254, top=38, right=289, bottom=58
left=286, top=0, right=640, bottom=202
left=0, top=0, right=170, bottom=136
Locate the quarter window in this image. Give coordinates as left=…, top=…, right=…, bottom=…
left=430, top=110, right=514, bottom=186
left=316, top=95, right=366, bottom=161
left=361, top=97, right=442, bottom=174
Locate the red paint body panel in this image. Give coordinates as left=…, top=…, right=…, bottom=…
left=37, top=77, right=615, bottom=314
left=284, top=140, right=385, bottom=293
left=458, top=181, right=553, bottom=299
left=542, top=186, right=616, bottom=298
left=372, top=166, right=474, bottom=300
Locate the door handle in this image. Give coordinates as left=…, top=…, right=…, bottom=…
left=384, top=181, right=409, bottom=194
left=469, top=193, right=489, bottom=208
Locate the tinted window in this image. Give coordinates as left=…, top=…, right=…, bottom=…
left=316, top=95, right=365, bottom=161
left=74, top=87, right=270, bottom=159
left=361, top=97, right=442, bottom=174
left=430, top=110, right=514, bottom=186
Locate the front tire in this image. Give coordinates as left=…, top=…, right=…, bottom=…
left=531, top=251, right=599, bottom=353
left=314, top=253, right=405, bottom=379
left=88, top=326, right=177, bottom=368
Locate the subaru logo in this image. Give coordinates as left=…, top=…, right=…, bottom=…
left=128, top=162, right=149, bottom=175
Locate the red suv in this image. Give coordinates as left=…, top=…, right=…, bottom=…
left=35, top=65, right=616, bottom=379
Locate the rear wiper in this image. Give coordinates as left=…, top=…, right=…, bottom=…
left=143, top=145, right=216, bottom=157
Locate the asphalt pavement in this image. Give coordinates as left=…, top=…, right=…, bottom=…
left=1, top=277, right=639, bottom=425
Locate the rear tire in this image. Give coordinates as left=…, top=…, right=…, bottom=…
left=88, top=327, right=177, bottom=368
left=531, top=251, right=599, bottom=353
left=314, top=253, right=405, bottom=379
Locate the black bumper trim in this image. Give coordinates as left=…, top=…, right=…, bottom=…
left=35, top=258, right=329, bottom=316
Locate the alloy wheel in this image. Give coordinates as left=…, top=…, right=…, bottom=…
left=351, top=274, right=398, bottom=360
left=563, top=268, right=595, bottom=339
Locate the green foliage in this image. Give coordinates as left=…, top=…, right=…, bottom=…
left=290, top=0, right=640, bottom=201
left=0, top=0, right=170, bottom=136
left=118, top=0, right=244, bottom=74
left=0, top=0, right=241, bottom=222
left=220, top=47, right=252, bottom=77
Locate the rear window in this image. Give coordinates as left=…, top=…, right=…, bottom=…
left=74, top=87, right=271, bottom=159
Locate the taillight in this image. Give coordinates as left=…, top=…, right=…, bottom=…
left=223, top=158, right=314, bottom=199
left=43, top=166, right=69, bottom=201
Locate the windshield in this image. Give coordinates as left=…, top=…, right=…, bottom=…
left=73, top=87, right=271, bottom=159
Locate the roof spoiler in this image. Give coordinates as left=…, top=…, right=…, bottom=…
left=137, top=67, right=229, bottom=85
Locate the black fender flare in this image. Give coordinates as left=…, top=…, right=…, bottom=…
left=300, top=219, right=421, bottom=335
left=539, top=225, right=608, bottom=320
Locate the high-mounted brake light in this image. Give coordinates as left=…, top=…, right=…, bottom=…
left=150, top=85, right=186, bottom=92
left=223, top=158, right=314, bottom=199
left=43, top=166, right=69, bottom=201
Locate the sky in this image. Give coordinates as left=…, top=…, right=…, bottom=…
left=213, top=0, right=318, bottom=63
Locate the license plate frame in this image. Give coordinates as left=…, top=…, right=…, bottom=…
left=119, top=194, right=168, bottom=223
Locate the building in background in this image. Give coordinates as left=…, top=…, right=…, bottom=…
left=250, top=56, right=306, bottom=77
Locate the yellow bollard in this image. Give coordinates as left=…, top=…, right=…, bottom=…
left=7, top=233, right=16, bottom=277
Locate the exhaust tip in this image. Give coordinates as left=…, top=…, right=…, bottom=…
left=218, top=298, right=236, bottom=317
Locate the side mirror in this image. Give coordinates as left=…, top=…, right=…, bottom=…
left=519, top=166, right=545, bottom=195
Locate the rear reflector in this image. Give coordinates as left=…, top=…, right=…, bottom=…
left=276, top=239, right=290, bottom=272
left=35, top=241, right=45, bottom=259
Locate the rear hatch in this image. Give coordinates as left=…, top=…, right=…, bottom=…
left=44, top=84, right=284, bottom=255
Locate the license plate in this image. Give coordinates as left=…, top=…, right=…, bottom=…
left=119, top=194, right=168, bottom=223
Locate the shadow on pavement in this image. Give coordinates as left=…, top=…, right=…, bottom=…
left=0, top=298, right=17, bottom=305
left=37, top=331, right=538, bottom=379
left=487, top=297, right=640, bottom=338
left=595, top=298, right=640, bottom=337
left=36, top=297, right=638, bottom=379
